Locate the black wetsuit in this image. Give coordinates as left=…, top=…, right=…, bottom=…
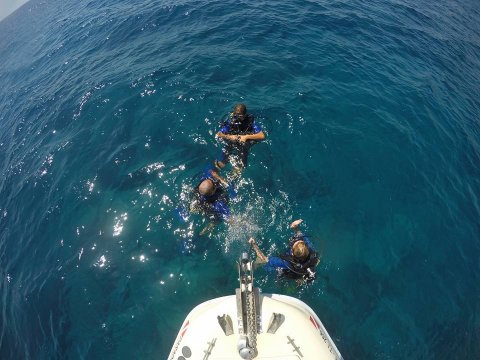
left=218, top=114, right=262, bottom=168
left=266, top=234, right=319, bottom=280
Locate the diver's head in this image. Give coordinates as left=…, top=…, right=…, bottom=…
left=198, top=179, right=215, bottom=196
left=231, top=103, right=248, bottom=126
left=292, top=241, right=309, bottom=261
left=234, top=103, right=247, bottom=116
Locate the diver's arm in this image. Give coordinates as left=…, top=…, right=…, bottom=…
left=216, top=131, right=237, bottom=142
left=239, top=131, right=265, bottom=143
left=291, top=219, right=315, bottom=251
left=290, top=219, right=303, bottom=237
left=216, top=131, right=227, bottom=139
left=216, top=120, right=235, bottom=142
left=248, top=238, right=268, bottom=264
left=209, top=169, right=229, bottom=187
left=290, top=219, right=303, bottom=229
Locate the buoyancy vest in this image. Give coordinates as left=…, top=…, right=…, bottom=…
left=279, top=235, right=319, bottom=280
left=223, top=114, right=255, bottom=135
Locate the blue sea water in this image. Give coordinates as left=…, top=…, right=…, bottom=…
left=1, top=0, right=480, bottom=358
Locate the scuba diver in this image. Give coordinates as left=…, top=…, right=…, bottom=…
left=248, top=219, right=320, bottom=282
left=215, top=103, right=265, bottom=172
left=190, top=167, right=231, bottom=236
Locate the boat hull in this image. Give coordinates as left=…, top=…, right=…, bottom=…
left=168, top=293, right=342, bottom=359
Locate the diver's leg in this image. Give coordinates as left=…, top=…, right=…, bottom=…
left=227, top=144, right=250, bottom=179
left=239, top=142, right=252, bottom=168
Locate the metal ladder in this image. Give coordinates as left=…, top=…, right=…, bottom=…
left=236, top=253, right=261, bottom=359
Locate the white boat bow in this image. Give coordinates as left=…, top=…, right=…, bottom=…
left=168, top=253, right=342, bottom=360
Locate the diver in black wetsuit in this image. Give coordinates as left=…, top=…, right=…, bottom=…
left=248, top=219, right=320, bottom=282
left=215, top=103, right=265, bottom=171
left=190, top=168, right=230, bottom=235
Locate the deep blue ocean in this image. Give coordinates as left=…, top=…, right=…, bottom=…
left=1, top=0, right=479, bottom=358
